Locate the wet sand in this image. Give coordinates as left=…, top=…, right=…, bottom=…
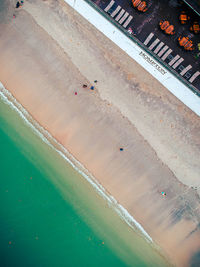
left=0, top=0, right=200, bottom=266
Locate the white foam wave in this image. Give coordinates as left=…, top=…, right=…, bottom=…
left=0, top=81, right=153, bottom=243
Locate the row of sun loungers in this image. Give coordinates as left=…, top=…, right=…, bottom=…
left=104, top=1, right=133, bottom=28
left=104, top=1, right=199, bottom=84
left=143, top=32, right=200, bottom=83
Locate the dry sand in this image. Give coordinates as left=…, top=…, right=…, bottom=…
left=0, top=0, right=200, bottom=266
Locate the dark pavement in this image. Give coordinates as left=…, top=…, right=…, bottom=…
left=91, top=0, right=200, bottom=93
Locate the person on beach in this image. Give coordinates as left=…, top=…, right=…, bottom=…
left=16, top=1, right=20, bottom=8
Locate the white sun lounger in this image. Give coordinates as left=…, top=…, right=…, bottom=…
left=172, top=57, right=184, bottom=69
left=157, top=45, right=168, bottom=57
left=115, top=9, right=125, bottom=21
left=123, top=15, right=133, bottom=28
left=119, top=12, right=129, bottom=24
left=168, top=55, right=180, bottom=66
left=111, top=5, right=121, bottom=17
left=161, top=49, right=172, bottom=61
left=104, top=0, right=115, bottom=12
left=189, top=71, right=200, bottom=83
left=143, top=33, right=154, bottom=45
left=180, top=65, right=192, bottom=76
left=154, top=42, right=164, bottom=54
left=149, top=38, right=160, bottom=50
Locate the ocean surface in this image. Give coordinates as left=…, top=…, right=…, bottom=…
left=0, top=84, right=172, bottom=267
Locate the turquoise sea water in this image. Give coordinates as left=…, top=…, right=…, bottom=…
left=0, top=86, right=172, bottom=267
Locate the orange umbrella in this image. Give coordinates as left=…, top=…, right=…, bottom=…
left=159, top=21, right=175, bottom=35
left=160, top=21, right=170, bottom=30
left=178, top=37, right=194, bottom=51
left=165, top=25, right=175, bottom=35
left=132, top=0, right=148, bottom=12
left=190, top=22, right=200, bottom=34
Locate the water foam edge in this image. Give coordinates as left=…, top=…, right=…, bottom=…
left=0, top=82, right=154, bottom=245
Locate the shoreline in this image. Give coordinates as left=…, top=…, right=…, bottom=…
left=0, top=82, right=154, bottom=244
left=0, top=81, right=172, bottom=267
left=22, top=0, right=200, bottom=191
left=0, top=1, right=200, bottom=266
left=2, top=82, right=173, bottom=266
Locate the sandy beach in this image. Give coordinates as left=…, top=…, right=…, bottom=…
left=0, top=0, right=200, bottom=266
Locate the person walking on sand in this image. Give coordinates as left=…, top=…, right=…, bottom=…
left=16, top=1, right=20, bottom=8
